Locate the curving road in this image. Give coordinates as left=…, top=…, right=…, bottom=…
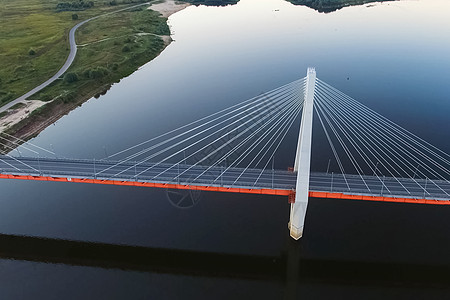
left=0, top=2, right=152, bottom=114
left=0, top=19, right=93, bottom=113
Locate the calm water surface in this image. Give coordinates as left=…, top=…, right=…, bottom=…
left=1, top=0, right=450, bottom=298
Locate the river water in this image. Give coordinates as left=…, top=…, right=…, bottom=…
left=1, top=0, right=450, bottom=298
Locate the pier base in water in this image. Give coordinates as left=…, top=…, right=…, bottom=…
left=288, top=221, right=303, bottom=240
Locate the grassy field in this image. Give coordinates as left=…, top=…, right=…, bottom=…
left=0, top=0, right=171, bottom=144
left=0, top=0, right=71, bottom=104
left=0, top=0, right=154, bottom=105
left=31, top=7, right=169, bottom=103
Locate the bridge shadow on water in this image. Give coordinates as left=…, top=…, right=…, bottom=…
left=1, top=229, right=450, bottom=298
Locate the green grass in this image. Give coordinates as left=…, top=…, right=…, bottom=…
left=10, top=103, right=27, bottom=110
left=0, top=0, right=149, bottom=104
left=1, top=0, right=174, bottom=142
left=31, top=8, right=170, bottom=104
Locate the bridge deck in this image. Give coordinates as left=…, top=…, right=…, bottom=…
left=0, top=156, right=449, bottom=203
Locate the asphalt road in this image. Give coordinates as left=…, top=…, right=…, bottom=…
left=0, top=2, right=152, bottom=113
left=1, top=155, right=449, bottom=200
left=0, top=19, right=92, bottom=113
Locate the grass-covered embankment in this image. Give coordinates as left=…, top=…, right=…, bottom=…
left=31, top=7, right=169, bottom=103
left=2, top=2, right=171, bottom=142
left=0, top=0, right=148, bottom=105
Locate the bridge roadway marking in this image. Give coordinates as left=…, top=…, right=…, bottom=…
left=5, top=155, right=448, bottom=195
left=1, top=172, right=449, bottom=205
left=1, top=156, right=450, bottom=204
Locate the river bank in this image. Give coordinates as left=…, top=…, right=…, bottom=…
left=287, top=0, right=395, bottom=13
left=0, top=0, right=190, bottom=153
left=0, top=0, right=397, bottom=153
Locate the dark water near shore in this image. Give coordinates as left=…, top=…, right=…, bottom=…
left=1, top=0, right=450, bottom=298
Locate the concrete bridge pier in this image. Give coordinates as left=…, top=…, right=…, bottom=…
left=289, top=67, right=316, bottom=240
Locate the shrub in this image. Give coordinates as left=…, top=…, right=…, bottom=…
left=122, top=45, right=131, bottom=52
left=62, top=92, right=75, bottom=103
left=82, top=68, right=91, bottom=78
left=56, top=1, right=94, bottom=11
left=29, top=49, right=36, bottom=55
left=97, top=67, right=109, bottom=75
left=72, top=13, right=78, bottom=20
left=0, top=92, right=14, bottom=103
left=88, top=67, right=108, bottom=79
left=39, top=93, right=53, bottom=102
left=64, top=72, right=78, bottom=83
left=89, top=69, right=103, bottom=79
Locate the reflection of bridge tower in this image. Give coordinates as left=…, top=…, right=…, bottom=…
left=289, top=67, right=316, bottom=240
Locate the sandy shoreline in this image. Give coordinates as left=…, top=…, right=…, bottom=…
left=0, top=100, right=48, bottom=133
left=0, top=0, right=190, bottom=149
left=149, top=0, right=191, bottom=18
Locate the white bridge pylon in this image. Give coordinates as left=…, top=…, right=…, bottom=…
left=289, top=67, right=316, bottom=240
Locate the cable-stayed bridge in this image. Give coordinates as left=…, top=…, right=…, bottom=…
left=1, top=157, right=449, bottom=201
left=1, top=68, right=449, bottom=239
